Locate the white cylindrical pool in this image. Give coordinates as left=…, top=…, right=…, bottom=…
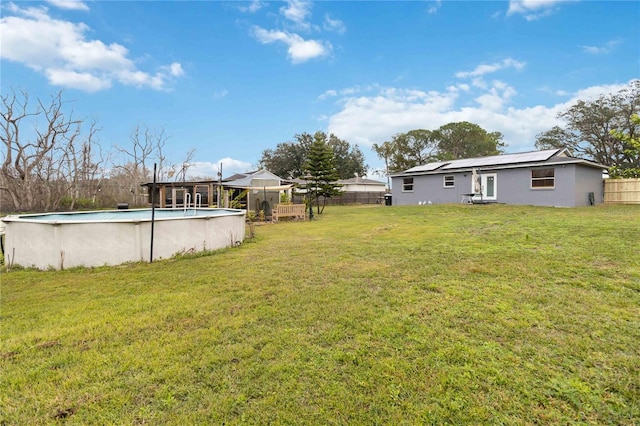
left=2, top=208, right=246, bottom=270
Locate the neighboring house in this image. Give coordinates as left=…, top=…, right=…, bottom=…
left=390, top=149, right=607, bottom=207
left=338, top=176, right=387, bottom=192
left=290, top=176, right=387, bottom=205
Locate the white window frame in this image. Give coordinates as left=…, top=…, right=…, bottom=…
left=402, top=177, right=414, bottom=192
left=531, top=168, right=555, bottom=189
left=443, top=175, right=455, bottom=188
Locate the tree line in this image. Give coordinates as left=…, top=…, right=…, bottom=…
left=535, top=80, right=639, bottom=178
left=258, top=131, right=366, bottom=180
left=1, top=90, right=194, bottom=213
left=372, top=122, right=505, bottom=174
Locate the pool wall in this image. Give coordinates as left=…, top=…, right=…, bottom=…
left=2, top=208, right=246, bottom=270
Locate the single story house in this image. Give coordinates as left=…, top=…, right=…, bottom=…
left=290, top=175, right=387, bottom=205
left=338, top=176, right=387, bottom=192
left=390, top=149, right=608, bottom=207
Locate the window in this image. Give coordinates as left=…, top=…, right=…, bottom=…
left=443, top=175, right=455, bottom=188
left=402, top=177, right=414, bottom=192
left=531, top=168, right=555, bottom=188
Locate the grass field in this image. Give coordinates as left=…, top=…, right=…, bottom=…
left=1, top=204, right=639, bottom=424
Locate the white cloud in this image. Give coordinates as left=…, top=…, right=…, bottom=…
left=238, top=0, right=265, bottom=13
left=45, top=0, right=89, bottom=11
left=318, top=85, right=380, bottom=101
left=474, top=80, right=517, bottom=112
left=0, top=5, right=184, bottom=92
left=212, top=89, right=229, bottom=99
left=326, top=88, right=459, bottom=148
left=427, top=0, right=442, bottom=15
left=324, top=80, right=636, bottom=160
left=323, top=14, right=346, bottom=34
left=168, top=62, right=184, bottom=77
left=455, top=58, right=526, bottom=79
left=580, top=40, right=622, bottom=55
left=507, top=0, right=573, bottom=20
left=567, top=82, right=632, bottom=103
left=186, top=158, right=254, bottom=179
left=45, top=68, right=111, bottom=92
left=249, top=0, right=338, bottom=64
left=318, top=89, right=338, bottom=100
left=280, top=0, right=312, bottom=30
left=252, top=26, right=330, bottom=64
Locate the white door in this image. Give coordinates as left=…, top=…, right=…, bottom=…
left=473, top=173, right=497, bottom=202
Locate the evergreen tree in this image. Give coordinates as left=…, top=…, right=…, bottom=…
left=304, top=132, right=341, bottom=214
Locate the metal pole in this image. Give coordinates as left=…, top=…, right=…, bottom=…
left=150, top=163, right=157, bottom=263
left=217, top=163, right=222, bottom=208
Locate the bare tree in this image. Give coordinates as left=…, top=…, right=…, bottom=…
left=112, top=125, right=167, bottom=205
left=1, top=89, right=100, bottom=212
left=61, top=122, right=104, bottom=209
left=171, top=148, right=196, bottom=182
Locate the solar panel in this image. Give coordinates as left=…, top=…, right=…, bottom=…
left=440, top=149, right=559, bottom=170
left=404, top=162, right=449, bottom=173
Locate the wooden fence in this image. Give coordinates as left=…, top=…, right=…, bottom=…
left=293, top=192, right=386, bottom=206
left=604, top=178, right=640, bottom=205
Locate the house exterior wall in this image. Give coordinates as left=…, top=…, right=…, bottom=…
left=574, top=165, right=605, bottom=206
left=493, top=166, right=575, bottom=207
left=391, top=164, right=604, bottom=207
left=392, top=172, right=470, bottom=205
left=341, top=183, right=387, bottom=192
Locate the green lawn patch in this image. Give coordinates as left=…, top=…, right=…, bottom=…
left=1, top=204, right=639, bottom=424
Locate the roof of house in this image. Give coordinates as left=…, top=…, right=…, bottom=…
left=222, top=169, right=293, bottom=190
left=391, top=148, right=608, bottom=177
left=141, top=179, right=218, bottom=187
left=338, top=177, right=386, bottom=186
left=223, top=170, right=281, bottom=186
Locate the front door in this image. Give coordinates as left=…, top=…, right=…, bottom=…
left=473, top=173, right=497, bottom=202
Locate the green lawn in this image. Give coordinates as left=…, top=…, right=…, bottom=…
left=1, top=204, right=639, bottom=424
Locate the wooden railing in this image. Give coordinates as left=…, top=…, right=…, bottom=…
left=272, top=204, right=306, bottom=222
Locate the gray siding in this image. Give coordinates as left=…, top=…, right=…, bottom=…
left=392, top=172, right=471, bottom=205
left=573, top=165, right=604, bottom=206
left=392, top=164, right=604, bottom=207
left=495, top=166, right=575, bottom=207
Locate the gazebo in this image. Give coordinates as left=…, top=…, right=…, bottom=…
left=222, top=170, right=293, bottom=214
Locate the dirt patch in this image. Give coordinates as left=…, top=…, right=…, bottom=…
left=53, top=407, right=76, bottom=419
left=36, top=340, right=60, bottom=349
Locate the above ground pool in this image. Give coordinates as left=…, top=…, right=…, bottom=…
left=2, top=208, right=246, bottom=270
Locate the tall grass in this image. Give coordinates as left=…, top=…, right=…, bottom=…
left=1, top=204, right=639, bottom=424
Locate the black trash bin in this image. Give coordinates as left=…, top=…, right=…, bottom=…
left=384, top=194, right=392, bottom=206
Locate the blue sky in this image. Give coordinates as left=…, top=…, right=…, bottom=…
left=1, top=0, right=639, bottom=179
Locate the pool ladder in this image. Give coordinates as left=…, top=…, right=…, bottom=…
left=184, top=193, right=202, bottom=215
